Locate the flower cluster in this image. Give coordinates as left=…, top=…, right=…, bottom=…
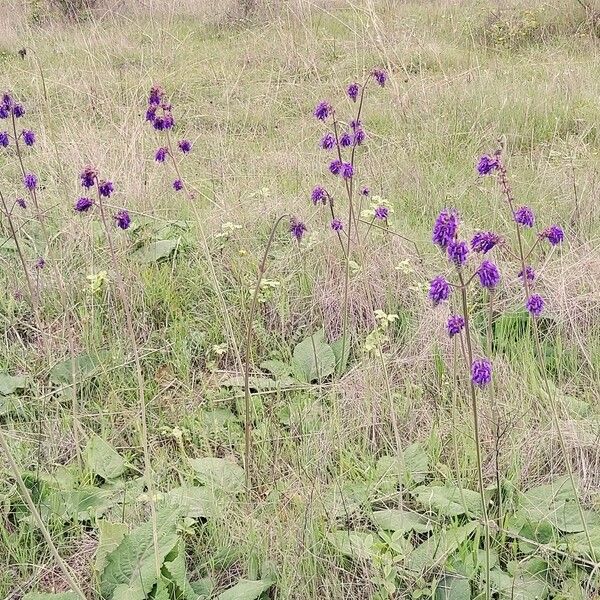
left=0, top=92, right=25, bottom=121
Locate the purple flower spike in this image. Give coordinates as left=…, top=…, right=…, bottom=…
left=314, top=100, right=331, bottom=121
left=540, top=225, right=564, bottom=246
left=173, top=179, right=183, bottom=191
left=447, top=240, right=469, bottom=266
left=447, top=314, right=465, bottom=337
left=347, top=82, right=359, bottom=102
left=360, top=186, right=370, bottom=196
left=148, top=84, right=164, bottom=106
left=23, top=172, right=37, bottom=191
left=477, top=260, right=501, bottom=289
left=155, top=147, right=168, bottom=162
left=16, top=198, right=26, bottom=209
left=145, top=106, right=157, bottom=122
left=477, top=155, right=498, bottom=176
left=514, top=206, right=535, bottom=228
left=80, top=166, right=97, bottom=189
left=372, top=68, right=387, bottom=87
left=74, top=197, right=94, bottom=212
left=98, top=180, right=114, bottom=198
left=471, top=358, right=492, bottom=387
left=178, top=139, right=192, bottom=153
left=34, top=257, right=45, bottom=270
left=429, top=276, right=451, bottom=305
left=311, top=185, right=328, bottom=205
left=354, top=128, right=366, bottom=146
left=329, top=159, right=342, bottom=176
left=526, top=294, right=544, bottom=317
left=519, top=266, right=535, bottom=282
left=22, top=130, right=35, bottom=146
left=471, top=231, right=501, bottom=254
left=374, top=205, right=389, bottom=220
left=331, top=218, right=343, bottom=231
left=341, top=162, right=354, bottom=180
left=340, top=132, right=352, bottom=148
left=0, top=131, right=8, bottom=147
left=432, top=209, right=459, bottom=249
left=13, top=104, right=25, bottom=118
left=290, top=217, right=307, bottom=241
left=114, top=210, right=131, bottom=230
left=320, top=132, right=335, bottom=151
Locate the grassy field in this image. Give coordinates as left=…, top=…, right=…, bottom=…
left=1, top=0, right=600, bottom=598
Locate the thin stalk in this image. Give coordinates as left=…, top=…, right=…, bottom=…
left=243, top=214, right=288, bottom=493
left=0, top=429, right=86, bottom=600
left=457, top=270, right=491, bottom=600
left=95, top=185, right=161, bottom=577
left=358, top=218, right=421, bottom=260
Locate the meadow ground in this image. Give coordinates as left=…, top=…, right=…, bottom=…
left=1, top=0, right=600, bottom=598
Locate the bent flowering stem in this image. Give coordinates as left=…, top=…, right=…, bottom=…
left=243, top=214, right=289, bottom=493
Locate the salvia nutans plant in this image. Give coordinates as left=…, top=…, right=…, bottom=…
left=0, top=74, right=597, bottom=600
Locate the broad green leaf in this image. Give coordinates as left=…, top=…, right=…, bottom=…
left=488, top=568, right=548, bottom=599
left=220, top=375, right=278, bottom=391
left=23, top=594, right=79, bottom=600
left=164, top=486, right=219, bottom=518
left=436, top=574, right=471, bottom=600
left=95, top=520, right=128, bottom=575
left=132, top=239, right=179, bottom=263
left=412, top=485, right=482, bottom=517
left=153, top=576, right=172, bottom=600
left=330, top=337, right=350, bottom=373
left=189, top=457, right=244, bottom=494
left=84, top=435, right=126, bottom=480
left=327, top=530, right=376, bottom=561
left=192, top=578, right=215, bottom=598
left=216, top=579, right=274, bottom=600
left=260, top=359, right=293, bottom=379
left=291, top=331, right=336, bottom=383
left=375, top=443, right=429, bottom=488
left=372, top=509, right=432, bottom=534
left=100, top=509, right=180, bottom=600
left=163, top=540, right=197, bottom=600
left=406, top=522, right=479, bottom=572
left=50, top=353, right=102, bottom=385
left=0, top=373, right=27, bottom=395
left=41, top=486, right=117, bottom=522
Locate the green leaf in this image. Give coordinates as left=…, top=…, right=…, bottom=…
left=406, top=522, right=479, bottom=572
left=50, top=353, right=102, bottom=385
left=412, top=485, right=482, bottom=517
left=100, top=509, right=180, bottom=600
left=84, top=435, right=126, bottom=480
left=216, top=579, right=274, bottom=600
left=330, top=337, right=350, bottom=373
left=95, top=520, right=128, bottom=576
left=41, top=486, right=117, bottom=522
left=0, top=237, right=19, bottom=252
left=163, top=540, right=197, bottom=600
left=372, top=509, right=432, bottom=534
left=23, top=594, right=80, bottom=600
left=0, top=373, right=26, bottom=395
left=164, top=486, right=219, bottom=518
left=375, top=443, right=429, bottom=488
left=132, top=239, right=179, bottom=263
left=327, top=530, right=376, bottom=561
left=291, top=331, right=336, bottom=383
left=488, top=568, right=549, bottom=599
left=260, top=359, right=293, bottom=379
left=220, top=375, right=278, bottom=391
left=189, top=457, right=245, bottom=494
left=435, top=574, right=471, bottom=600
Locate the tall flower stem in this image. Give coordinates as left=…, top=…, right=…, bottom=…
left=243, top=214, right=289, bottom=493
left=457, top=270, right=491, bottom=600
left=94, top=184, right=161, bottom=577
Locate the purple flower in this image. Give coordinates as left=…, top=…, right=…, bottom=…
left=447, top=240, right=469, bottom=266
left=22, top=130, right=35, bottom=146
left=314, top=100, right=331, bottom=121
left=173, top=179, right=183, bottom=191
left=290, top=217, right=307, bottom=241
left=540, top=225, right=564, bottom=246
left=152, top=116, right=166, bottom=131
left=432, top=209, right=459, bottom=249
left=471, top=231, right=501, bottom=254
left=311, top=185, right=328, bottom=205
left=145, top=106, right=157, bottom=122
left=34, top=257, right=45, bottom=270
left=155, top=147, right=168, bottom=162
left=347, top=82, right=359, bottom=102
left=360, top=186, right=370, bottom=196
left=329, top=159, right=342, bottom=176
left=0, top=107, right=7, bottom=119
left=13, top=104, right=25, bottom=118
left=526, top=294, right=544, bottom=317
left=374, top=205, right=389, bottom=220
left=519, top=266, right=535, bottom=282
left=447, top=314, right=465, bottom=337
left=0, top=131, right=8, bottom=147
left=331, top=218, right=343, bottom=231
left=23, top=172, right=37, bottom=190
left=114, top=210, right=131, bottom=230
left=340, top=132, right=352, bottom=147
left=471, top=358, right=492, bottom=387
left=354, top=128, right=366, bottom=146
left=341, top=162, right=354, bottom=180
left=163, top=113, right=175, bottom=130
left=477, top=260, right=501, bottom=289
left=429, top=276, right=451, bottom=305
left=80, top=166, right=97, bottom=188
left=98, top=180, right=114, bottom=198
left=74, top=197, right=94, bottom=212
left=178, top=139, right=192, bottom=153
left=514, top=206, right=535, bottom=228
left=148, top=85, right=164, bottom=106
left=16, top=198, right=26, bottom=209
left=372, top=68, right=387, bottom=87
left=477, top=155, right=498, bottom=176
left=320, top=132, right=335, bottom=150
left=350, top=119, right=362, bottom=130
